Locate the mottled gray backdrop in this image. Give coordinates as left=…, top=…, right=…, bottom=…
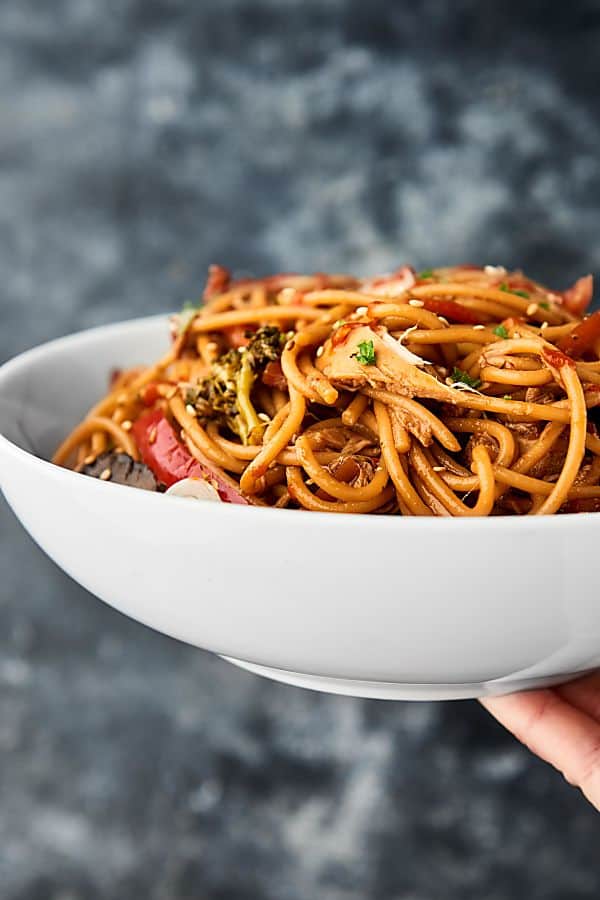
left=1, top=2, right=599, bottom=898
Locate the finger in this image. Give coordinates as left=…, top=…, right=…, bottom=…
left=555, top=671, right=600, bottom=723
left=481, top=690, right=600, bottom=811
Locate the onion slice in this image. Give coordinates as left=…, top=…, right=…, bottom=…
left=166, top=477, right=222, bottom=502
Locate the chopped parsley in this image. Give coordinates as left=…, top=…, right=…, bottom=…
left=418, top=268, right=434, bottom=279
left=352, top=339, right=376, bottom=366
left=503, top=394, right=512, bottom=400
left=499, top=282, right=529, bottom=299
left=450, top=367, right=481, bottom=389
left=493, top=324, right=509, bottom=338
left=539, top=301, right=550, bottom=310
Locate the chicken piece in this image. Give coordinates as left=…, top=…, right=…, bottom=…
left=388, top=405, right=434, bottom=446
left=316, top=324, right=462, bottom=404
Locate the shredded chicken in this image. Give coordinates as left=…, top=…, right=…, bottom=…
left=388, top=405, right=434, bottom=446
left=316, top=325, right=462, bottom=405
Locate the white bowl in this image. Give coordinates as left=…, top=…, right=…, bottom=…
left=1, top=315, right=599, bottom=701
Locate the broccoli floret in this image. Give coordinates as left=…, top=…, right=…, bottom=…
left=245, top=326, right=285, bottom=368
left=187, top=327, right=286, bottom=445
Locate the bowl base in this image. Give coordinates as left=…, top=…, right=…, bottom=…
left=222, top=656, right=588, bottom=701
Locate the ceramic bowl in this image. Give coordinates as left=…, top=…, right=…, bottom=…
left=1, top=315, right=599, bottom=700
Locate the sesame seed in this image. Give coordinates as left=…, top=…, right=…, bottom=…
left=99, top=468, right=112, bottom=481
left=472, top=324, right=485, bottom=330
left=513, top=332, right=521, bottom=338
left=409, top=299, right=424, bottom=307
left=185, top=404, right=196, bottom=416
left=121, top=419, right=132, bottom=431
left=279, top=287, right=297, bottom=301
left=258, top=412, right=270, bottom=422
left=484, top=265, right=507, bottom=276
left=356, top=306, right=368, bottom=315
left=148, top=426, right=158, bottom=445
left=83, top=454, right=96, bottom=465
left=438, top=316, right=450, bottom=326
left=540, top=321, right=549, bottom=331
left=433, top=466, right=445, bottom=472
left=526, top=303, right=538, bottom=316
left=316, top=345, right=324, bottom=358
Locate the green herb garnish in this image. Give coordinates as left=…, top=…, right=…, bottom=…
left=503, top=394, right=512, bottom=400
left=352, top=339, right=376, bottom=366
left=499, top=282, right=529, bottom=299
left=539, top=301, right=550, bottom=310
left=418, top=269, right=434, bottom=279
left=493, top=324, right=509, bottom=338
left=450, top=367, right=481, bottom=389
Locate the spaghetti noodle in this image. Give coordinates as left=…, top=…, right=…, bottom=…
left=54, top=264, right=600, bottom=515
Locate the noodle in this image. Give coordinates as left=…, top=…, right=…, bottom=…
left=53, top=264, right=600, bottom=516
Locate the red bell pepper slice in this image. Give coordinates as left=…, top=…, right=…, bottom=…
left=262, top=360, right=287, bottom=390
left=132, top=410, right=248, bottom=504
left=557, top=309, right=600, bottom=359
left=419, top=299, right=481, bottom=324
left=561, top=275, right=593, bottom=317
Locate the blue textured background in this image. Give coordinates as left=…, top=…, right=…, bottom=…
left=1, top=2, right=599, bottom=898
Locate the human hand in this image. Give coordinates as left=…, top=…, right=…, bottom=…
left=480, top=672, right=600, bottom=810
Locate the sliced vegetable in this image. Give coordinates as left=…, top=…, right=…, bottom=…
left=224, top=324, right=254, bottom=348
left=262, top=360, right=288, bottom=390
left=132, top=410, right=248, bottom=504
left=140, top=383, right=160, bottom=407
left=561, top=274, right=593, bottom=317
left=81, top=451, right=159, bottom=492
left=362, top=266, right=416, bottom=297
left=557, top=310, right=600, bottom=359
left=203, top=264, right=231, bottom=300
left=165, top=477, right=221, bottom=502
left=493, top=324, right=509, bottom=338
left=418, top=298, right=480, bottom=324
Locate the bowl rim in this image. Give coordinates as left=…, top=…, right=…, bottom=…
left=1, top=313, right=599, bottom=530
